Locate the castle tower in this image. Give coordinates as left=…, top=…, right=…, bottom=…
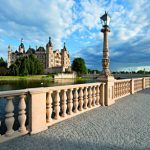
left=19, top=38, right=25, bottom=53
left=46, top=37, right=54, bottom=68
left=8, top=45, right=12, bottom=68
left=61, top=42, right=71, bottom=71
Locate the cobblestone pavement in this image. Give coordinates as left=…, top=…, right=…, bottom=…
left=1, top=88, right=150, bottom=150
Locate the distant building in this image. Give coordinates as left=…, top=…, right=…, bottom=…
left=8, top=37, right=71, bottom=73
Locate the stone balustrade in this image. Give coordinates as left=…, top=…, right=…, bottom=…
left=0, top=89, right=29, bottom=143
left=113, top=77, right=150, bottom=100
left=134, top=78, right=143, bottom=92
left=114, top=79, right=131, bottom=100
left=0, top=77, right=150, bottom=143
left=145, top=77, right=150, bottom=88
left=45, top=83, right=105, bottom=127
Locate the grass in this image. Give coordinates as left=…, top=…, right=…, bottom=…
left=0, top=75, right=53, bottom=81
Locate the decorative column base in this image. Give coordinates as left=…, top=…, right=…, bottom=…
left=97, top=74, right=115, bottom=106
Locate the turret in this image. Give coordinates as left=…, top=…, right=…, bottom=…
left=8, top=45, right=12, bottom=68
left=19, top=38, right=25, bottom=53
left=61, top=42, right=70, bottom=69
left=46, top=37, right=54, bottom=68
left=46, top=37, right=53, bottom=50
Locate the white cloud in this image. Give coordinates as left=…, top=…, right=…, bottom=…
left=0, top=0, right=150, bottom=70
left=0, top=0, right=76, bottom=50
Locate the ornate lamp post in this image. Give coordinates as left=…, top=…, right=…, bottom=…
left=97, top=11, right=115, bottom=106
left=99, top=11, right=114, bottom=80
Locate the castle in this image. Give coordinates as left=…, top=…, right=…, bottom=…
left=8, top=37, right=71, bottom=73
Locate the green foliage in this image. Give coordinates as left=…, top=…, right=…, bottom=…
left=0, top=57, right=8, bottom=76
left=88, top=69, right=100, bottom=74
left=9, top=54, right=44, bottom=76
left=72, top=57, right=87, bottom=76
left=9, top=63, right=19, bottom=76
left=137, top=70, right=145, bottom=74
left=0, top=57, right=7, bottom=68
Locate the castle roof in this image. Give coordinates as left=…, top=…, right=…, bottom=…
left=36, top=46, right=45, bottom=52
left=26, top=48, right=35, bottom=54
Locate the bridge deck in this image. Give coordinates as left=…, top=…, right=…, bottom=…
left=1, top=88, right=150, bottom=150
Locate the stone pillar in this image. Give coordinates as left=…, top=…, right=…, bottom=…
left=29, top=89, right=48, bottom=134
left=130, top=79, right=134, bottom=94
left=97, top=24, right=115, bottom=106
left=105, top=78, right=115, bottom=106
left=142, top=78, right=145, bottom=89
left=100, top=83, right=105, bottom=106
left=101, top=27, right=112, bottom=76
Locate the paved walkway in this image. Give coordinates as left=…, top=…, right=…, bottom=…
left=1, top=88, right=150, bottom=150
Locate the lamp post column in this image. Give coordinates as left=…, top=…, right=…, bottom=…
left=101, top=27, right=111, bottom=76
left=98, top=11, right=115, bottom=106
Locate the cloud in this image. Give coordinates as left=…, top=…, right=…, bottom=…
left=0, top=0, right=76, bottom=53
left=0, top=0, right=150, bottom=71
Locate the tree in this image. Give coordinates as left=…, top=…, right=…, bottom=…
left=9, top=54, right=44, bottom=76
left=0, top=57, right=8, bottom=76
left=72, top=58, right=87, bottom=75
left=9, top=63, right=19, bottom=76
left=137, top=70, right=144, bottom=74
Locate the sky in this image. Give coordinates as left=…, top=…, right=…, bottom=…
left=0, top=0, right=150, bottom=71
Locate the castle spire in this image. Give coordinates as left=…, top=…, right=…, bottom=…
left=8, top=45, right=11, bottom=49
left=63, top=42, right=67, bottom=50
left=21, top=38, right=23, bottom=43
left=46, top=36, right=53, bottom=48
left=49, top=37, right=52, bottom=47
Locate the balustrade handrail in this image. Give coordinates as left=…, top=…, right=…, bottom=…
left=0, top=82, right=103, bottom=97
left=114, top=79, right=131, bottom=83
left=0, top=89, right=28, bottom=98
left=133, top=78, right=143, bottom=81
left=45, top=82, right=103, bottom=91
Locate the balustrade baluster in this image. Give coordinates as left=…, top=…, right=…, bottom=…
left=79, top=88, right=83, bottom=111
left=54, top=90, right=60, bottom=120
left=96, top=86, right=99, bottom=105
left=116, top=83, right=118, bottom=97
left=83, top=87, right=87, bottom=109
left=18, top=95, right=27, bottom=133
left=5, top=96, right=14, bottom=136
left=0, top=121, right=1, bottom=136
left=88, top=87, right=92, bottom=108
left=46, top=91, right=52, bottom=122
left=61, top=90, right=67, bottom=117
left=92, top=86, right=96, bottom=106
left=68, top=89, right=73, bottom=115
left=73, top=88, right=78, bottom=113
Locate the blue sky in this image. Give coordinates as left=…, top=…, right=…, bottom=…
left=0, top=0, right=150, bottom=71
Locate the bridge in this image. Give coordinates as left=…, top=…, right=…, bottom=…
left=0, top=88, right=150, bottom=149
left=0, top=77, right=150, bottom=149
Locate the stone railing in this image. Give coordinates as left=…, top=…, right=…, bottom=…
left=113, top=77, right=150, bottom=101
left=114, top=79, right=131, bottom=100
left=0, top=77, right=150, bottom=143
left=0, top=89, right=29, bottom=143
left=145, top=77, right=150, bottom=88
left=45, top=83, right=105, bottom=127
left=0, top=83, right=105, bottom=142
left=134, top=78, right=143, bottom=92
